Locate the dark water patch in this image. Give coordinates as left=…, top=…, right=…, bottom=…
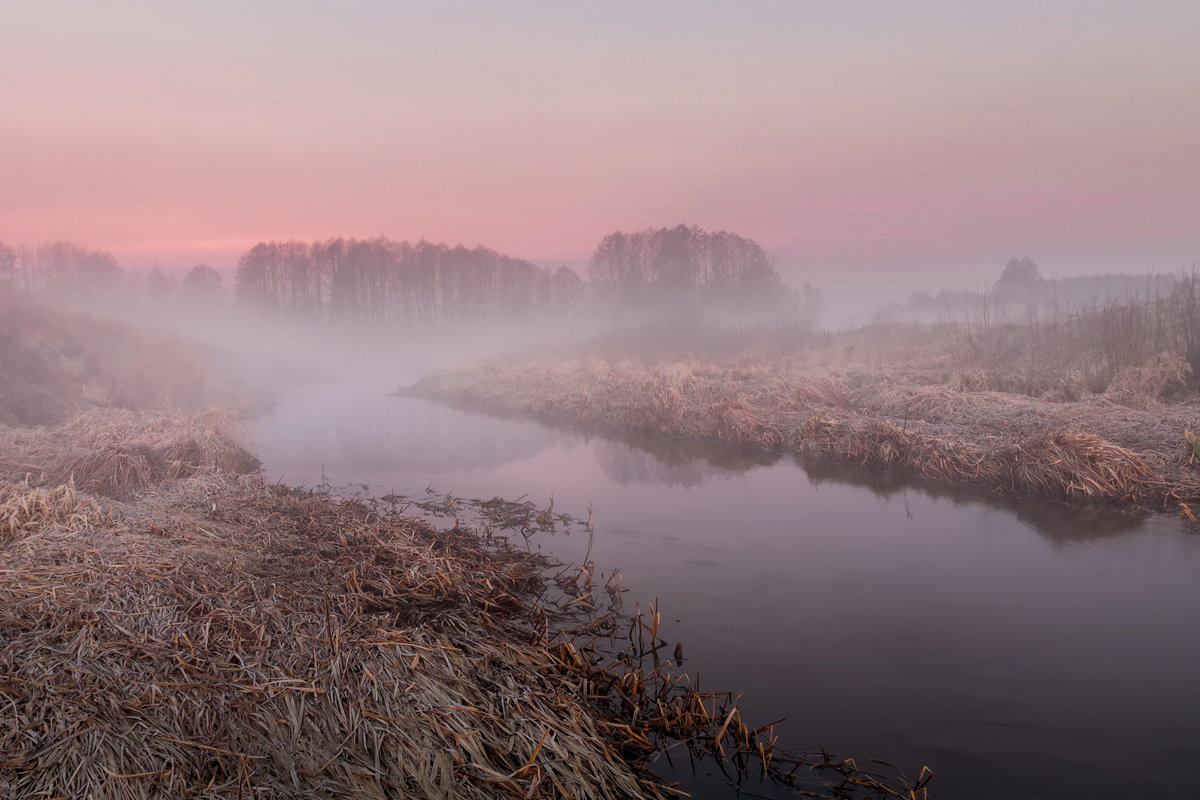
left=794, top=452, right=1153, bottom=544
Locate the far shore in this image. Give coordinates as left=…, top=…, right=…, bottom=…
left=405, top=327, right=1200, bottom=515
left=0, top=301, right=924, bottom=798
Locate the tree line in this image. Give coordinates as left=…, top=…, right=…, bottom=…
left=589, top=224, right=786, bottom=316
left=0, top=240, right=224, bottom=304
left=887, top=257, right=1187, bottom=324
left=1, top=224, right=810, bottom=328
left=234, top=237, right=584, bottom=326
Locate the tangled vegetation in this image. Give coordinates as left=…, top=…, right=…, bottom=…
left=408, top=306, right=1200, bottom=512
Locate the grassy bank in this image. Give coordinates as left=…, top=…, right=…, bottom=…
left=406, top=323, right=1200, bottom=512
left=1, top=411, right=652, bottom=798
left=1, top=303, right=926, bottom=798
left=0, top=293, right=230, bottom=426
left=1, top=411, right=930, bottom=799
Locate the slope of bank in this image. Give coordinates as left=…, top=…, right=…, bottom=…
left=0, top=294, right=230, bottom=426
left=0, top=303, right=677, bottom=798
left=406, top=353, right=1200, bottom=512
left=1, top=302, right=924, bottom=798
left=0, top=418, right=651, bottom=798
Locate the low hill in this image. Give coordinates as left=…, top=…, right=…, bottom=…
left=0, top=292, right=216, bottom=425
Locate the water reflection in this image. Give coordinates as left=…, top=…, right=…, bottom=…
left=251, top=385, right=570, bottom=479
left=256, top=383, right=1161, bottom=546
left=251, top=381, right=1200, bottom=800
left=1013, top=502, right=1147, bottom=544
left=587, top=433, right=1153, bottom=545
left=795, top=454, right=1151, bottom=545
left=592, top=437, right=777, bottom=487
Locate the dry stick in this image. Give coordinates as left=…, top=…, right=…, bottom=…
left=712, top=708, right=738, bottom=758
left=510, top=728, right=552, bottom=779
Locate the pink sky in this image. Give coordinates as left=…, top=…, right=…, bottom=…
left=3, top=1, right=1198, bottom=303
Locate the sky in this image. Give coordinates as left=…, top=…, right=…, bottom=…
left=3, top=1, right=1199, bottom=309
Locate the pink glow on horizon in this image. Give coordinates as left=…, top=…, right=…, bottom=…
left=1, top=2, right=1197, bottom=291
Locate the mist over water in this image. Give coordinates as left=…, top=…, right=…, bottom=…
left=8, top=227, right=1200, bottom=800
left=6, top=5, right=1200, bottom=797
left=248, top=370, right=1200, bottom=800
left=7, top=266, right=1200, bottom=797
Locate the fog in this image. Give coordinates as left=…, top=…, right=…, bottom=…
left=5, top=3, right=1200, bottom=797
left=0, top=226, right=822, bottom=410
left=6, top=217, right=1200, bottom=799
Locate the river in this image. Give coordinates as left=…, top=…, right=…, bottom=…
left=249, top=372, right=1200, bottom=799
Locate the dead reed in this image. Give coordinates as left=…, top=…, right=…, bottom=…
left=1, top=415, right=923, bottom=799
left=1, top=474, right=638, bottom=799
left=991, top=432, right=1158, bottom=503
left=408, top=351, right=1200, bottom=510
left=0, top=408, right=262, bottom=498
left=0, top=480, right=109, bottom=544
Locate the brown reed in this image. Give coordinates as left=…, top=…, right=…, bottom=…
left=1, top=414, right=924, bottom=800
left=407, top=351, right=1200, bottom=510
left=6, top=408, right=263, bottom=498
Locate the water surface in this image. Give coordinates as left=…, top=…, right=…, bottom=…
left=250, top=374, right=1200, bottom=799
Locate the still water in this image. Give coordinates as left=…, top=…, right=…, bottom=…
left=250, top=374, right=1200, bottom=799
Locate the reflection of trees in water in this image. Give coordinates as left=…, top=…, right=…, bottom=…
left=592, top=437, right=779, bottom=488
left=795, top=454, right=1149, bottom=545
left=266, top=391, right=1155, bottom=544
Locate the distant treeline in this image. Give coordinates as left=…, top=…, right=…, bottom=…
left=0, top=225, right=817, bottom=329
left=590, top=224, right=797, bottom=316
left=1, top=241, right=125, bottom=296
left=0, top=240, right=224, bottom=304
left=883, top=257, right=1188, bottom=323
left=234, top=238, right=584, bottom=325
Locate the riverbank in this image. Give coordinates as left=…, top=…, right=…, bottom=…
left=0, top=410, right=714, bottom=798
left=1, top=414, right=931, bottom=799
left=405, top=340, right=1200, bottom=512
left=0, top=302, right=925, bottom=798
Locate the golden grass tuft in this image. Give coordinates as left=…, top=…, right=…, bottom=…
left=993, top=432, right=1157, bottom=503
left=157, top=409, right=262, bottom=478
left=1104, top=352, right=1192, bottom=407
left=50, top=444, right=158, bottom=498
left=42, top=409, right=259, bottom=498
left=858, top=421, right=967, bottom=477
left=791, top=377, right=850, bottom=409
left=710, top=399, right=784, bottom=446
left=0, top=480, right=109, bottom=544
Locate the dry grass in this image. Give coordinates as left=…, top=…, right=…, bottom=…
left=1104, top=352, right=1192, bottom=408
left=0, top=408, right=261, bottom=499
left=0, top=480, right=110, bottom=544
left=0, top=299, right=225, bottom=425
left=944, top=279, right=1200, bottom=401
left=994, top=432, right=1157, bottom=503
left=0, top=411, right=924, bottom=800
left=1, top=472, right=650, bottom=799
left=408, top=349, right=1200, bottom=510
left=50, top=444, right=159, bottom=498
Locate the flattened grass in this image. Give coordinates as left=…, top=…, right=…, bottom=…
left=1, top=412, right=925, bottom=799
left=0, top=408, right=260, bottom=499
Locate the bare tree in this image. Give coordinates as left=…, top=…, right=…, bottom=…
left=589, top=224, right=784, bottom=318
left=181, top=264, right=224, bottom=305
